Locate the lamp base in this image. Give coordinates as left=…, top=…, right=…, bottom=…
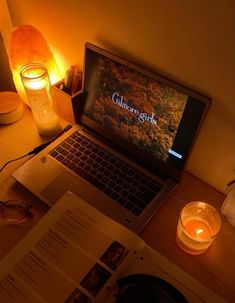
left=0, top=91, right=24, bottom=124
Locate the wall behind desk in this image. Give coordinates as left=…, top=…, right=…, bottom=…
left=6, top=0, right=235, bottom=193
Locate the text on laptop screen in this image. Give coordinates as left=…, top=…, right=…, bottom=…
left=86, top=56, right=187, bottom=162
left=80, top=45, right=210, bottom=178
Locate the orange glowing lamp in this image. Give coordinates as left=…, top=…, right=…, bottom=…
left=7, top=24, right=61, bottom=106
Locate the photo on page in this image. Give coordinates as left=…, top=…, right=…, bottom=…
left=100, top=241, right=128, bottom=271
left=80, top=263, right=111, bottom=296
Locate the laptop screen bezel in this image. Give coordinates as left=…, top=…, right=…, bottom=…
left=72, top=42, right=211, bottom=182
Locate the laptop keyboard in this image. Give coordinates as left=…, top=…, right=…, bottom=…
left=49, top=131, right=163, bottom=216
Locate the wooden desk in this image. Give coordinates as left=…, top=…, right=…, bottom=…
left=141, top=175, right=235, bottom=302
left=1, top=107, right=235, bottom=302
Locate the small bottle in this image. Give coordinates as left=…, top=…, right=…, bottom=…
left=20, top=63, right=61, bottom=136
left=221, top=180, right=235, bottom=227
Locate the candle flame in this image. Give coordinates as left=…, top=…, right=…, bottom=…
left=195, top=228, right=204, bottom=235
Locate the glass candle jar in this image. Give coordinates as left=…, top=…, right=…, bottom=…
left=20, top=63, right=60, bottom=136
left=176, top=201, right=221, bottom=255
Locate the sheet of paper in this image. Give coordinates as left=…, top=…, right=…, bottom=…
left=0, top=191, right=145, bottom=303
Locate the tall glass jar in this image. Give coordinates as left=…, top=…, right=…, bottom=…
left=20, top=63, right=60, bottom=136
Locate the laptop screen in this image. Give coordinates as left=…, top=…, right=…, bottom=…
left=77, top=43, right=210, bottom=181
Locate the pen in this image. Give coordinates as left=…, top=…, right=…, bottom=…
left=64, top=66, right=74, bottom=91
left=71, top=70, right=82, bottom=95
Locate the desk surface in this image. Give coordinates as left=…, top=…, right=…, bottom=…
left=0, top=107, right=235, bottom=302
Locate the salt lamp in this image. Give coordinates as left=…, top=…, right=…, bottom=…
left=7, top=24, right=61, bottom=105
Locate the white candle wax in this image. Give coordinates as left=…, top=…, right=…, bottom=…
left=20, top=64, right=60, bottom=136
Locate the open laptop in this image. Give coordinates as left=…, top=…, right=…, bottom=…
left=12, top=42, right=211, bottom=233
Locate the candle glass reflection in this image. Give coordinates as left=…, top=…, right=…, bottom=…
left=20, top=63, right=60, bottom=136
left=176, top=202, right=221, bottom=255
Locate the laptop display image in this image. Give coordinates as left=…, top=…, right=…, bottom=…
left=83, top=53, right=187, bottom=163
left=12, top=43, right=211, bottom=233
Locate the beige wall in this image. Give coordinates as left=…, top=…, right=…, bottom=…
left=5, top=0, right=235, bottom=193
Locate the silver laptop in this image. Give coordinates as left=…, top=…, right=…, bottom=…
left=12, top=42, right=210, bottom=233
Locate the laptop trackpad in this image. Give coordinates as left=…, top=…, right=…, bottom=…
left=41, top=172, right=93, bottom=205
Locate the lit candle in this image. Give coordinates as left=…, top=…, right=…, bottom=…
left=185, top=219, right=211, bottom=238
left=20, top=63, right=60, bottom=136
left=176, top=202, right=221, bottom=255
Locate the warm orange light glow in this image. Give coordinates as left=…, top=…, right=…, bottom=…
left=185, top=219, right=211, bottom=238
left=176, top=201, right=221, bottom=255
left=21, top=66, right=48, bottom=90
left=7, top=24, right=62, bottom=105
left=50, top=46, right=68, bottom=77
left=195, top=228, right=203, bottom=235
left=20, top=63, right=60, bottom=136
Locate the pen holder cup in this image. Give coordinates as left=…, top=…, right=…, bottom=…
left=52, top=80, right=76, bottom=124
